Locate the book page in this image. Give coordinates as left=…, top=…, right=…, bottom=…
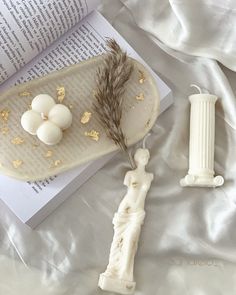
left=1, top=10, right=171, bottom=104
left=0, top=152, right=116, bottom=226
left=0, top=163, right=90, bottom=222
left=0, top=0, right=100, bottom=84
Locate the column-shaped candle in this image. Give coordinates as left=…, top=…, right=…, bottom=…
left=98, top=147, right=154, bottom=294
left=180, top=87, right=224, bottom=187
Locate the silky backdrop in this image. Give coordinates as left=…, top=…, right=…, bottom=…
left=1, top=0, right=236, bottom=294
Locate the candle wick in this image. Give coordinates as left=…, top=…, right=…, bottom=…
left=190, top=84, right=210, bottom=94
left=190, top=84, right=202, bottom=94
left=41, top=113, right=48, bottom=120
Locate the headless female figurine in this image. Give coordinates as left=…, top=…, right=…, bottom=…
left=98, top=148, right=154, bottom=294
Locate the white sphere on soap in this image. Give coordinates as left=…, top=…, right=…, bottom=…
left=48, top=104, right=72, bottom=130
left=37, top=121, right=63, bottom=145
left=21, top=110, right=43, bottom=135
left=31, top=94, right=55, bottom=116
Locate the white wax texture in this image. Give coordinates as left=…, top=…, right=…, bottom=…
left=21, top=94, right=72, bottom=145
left=37, top=121, right=63, bottom=146
left=21, top=110, right=43, bottom=135
left=48, top=104, right=72, bottom=130
left=32, top=94, right=55, bottom=115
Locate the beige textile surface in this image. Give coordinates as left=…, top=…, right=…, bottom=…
left=1, top=0, right=236, bottom=294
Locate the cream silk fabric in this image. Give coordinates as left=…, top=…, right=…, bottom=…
left=1, top=0, right=236, bottom=294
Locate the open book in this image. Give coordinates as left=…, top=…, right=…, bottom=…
left=0, top=0, right=173, bottom=227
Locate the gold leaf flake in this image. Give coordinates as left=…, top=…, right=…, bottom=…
left=64, top=104, right=73, bottom=110
left=56, top=86, right=65, bottom=103
left=126, top=285, right=133, bottom=290
left=11, top=137, right=24, bottom=145
left=125, top=207, right=131, bottom=213
left=32, top=142, right=39, bottom=149
left=138, top=70, right=146, bottom=84
left=85, top=130, right=99, bottom=141
left=18, top=91, right=31, bottom=97
left=136, top=93, right=144, bottom=101
left=0, top=109, right=10, bottom=122
left=45, top=150, right=53, bottom=158
left=1, top=126, right=9, bottom=135
left=92, top=89, right=97, bottom=97
left=12, top=159, right=23, bottom=168
left=54, top=159, right=62, bottom=167
left=146, top=119, right=151, bottom=128
left=50, top=159, right=62, bottom=168
left=58, top=95, right=65, bottom=103
left=81, top=112, right=92, bottom=124
left=132, top=182, right=138, bottom=188
left=139, top=78, right=145, bottom=84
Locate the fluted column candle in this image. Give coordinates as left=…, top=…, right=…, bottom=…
left=180, top=86, right=224, bottom=187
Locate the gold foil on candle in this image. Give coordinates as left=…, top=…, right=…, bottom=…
left=1, top=126, right=9, bottom=135
left=11, top=137, right=24, bottom=145
left=81, top=112, right=92, bottom=124
left=136, top=93, right=144, bottom=101
left=132, top=182, right=138, bottom=188
left=117, top=237, right=123, bottom=249
left=85, top=130, right=99, bottom=141
left=125, top=207, right=131, bottom=213
left=0, top=109, right=10, bottom=122
left=138, top=70, right=146, bottom=84
left=146, top=119, right=151, bottom=128
left=45, top=150, right=53, bottom=158
left=12, top=159, right=23, bottom=168
left=19, top=91, right=31, bottom=97
left=57, top=86, right=65, bottom=103
left=126, top=285, right=133, bottom=290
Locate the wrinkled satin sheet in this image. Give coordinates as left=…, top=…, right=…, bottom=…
left=1, top=0, right=236, bottom=294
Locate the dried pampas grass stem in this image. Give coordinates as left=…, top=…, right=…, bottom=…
left=94, top=39, right=135, bottom=168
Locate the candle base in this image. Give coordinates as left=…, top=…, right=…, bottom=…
left=180, top=174, right=224, bottom=188
left=98, top=273, right=136, bottom=294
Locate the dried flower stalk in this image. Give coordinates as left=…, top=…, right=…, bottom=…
left=93, top=39, right=135, bottom=168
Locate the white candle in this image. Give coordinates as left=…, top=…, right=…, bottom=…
left=31, top=94, right=55, bottom=115
left=48, top=104, right=72, bottom=130
left=180, top=86, right=224, bottom=187
left=21, top=94, right=72, bottom=145
left=37, top=121, right=63, bottom=146
left=98, top=147, right=154, bottom=295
